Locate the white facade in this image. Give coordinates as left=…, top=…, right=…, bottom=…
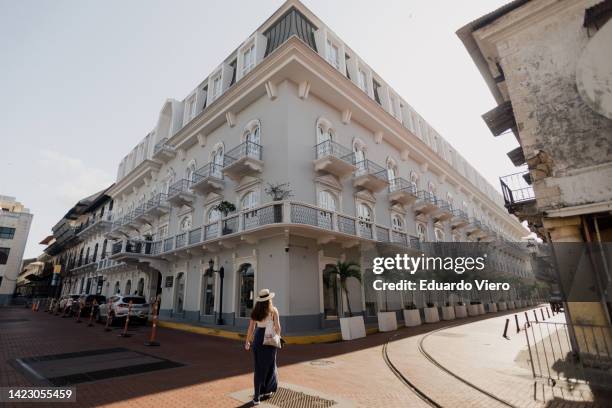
left=0, top=196, right=33, bottom=305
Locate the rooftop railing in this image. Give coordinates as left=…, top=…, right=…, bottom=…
left=500, top=170, right=535, bottom=207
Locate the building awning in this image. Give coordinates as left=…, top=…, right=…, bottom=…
left=482, top=100, right=517, bottom=136
left=507, top=146, right=526, bottom=166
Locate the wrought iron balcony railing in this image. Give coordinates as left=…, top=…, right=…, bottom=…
left=314, top=140, right=355, bottom=163
left=193, top=162, right=224, bottom=182
left=500, top=170, right=535, bottom=208
left=224, top=141, right=262, bottom=167
left=153, top=137, right=174, bottom=155
left=168, top=179, right=193, bottom=197
left=388, top=178, right=417, bottom=195
left=354, top=159, right=387, bottom=180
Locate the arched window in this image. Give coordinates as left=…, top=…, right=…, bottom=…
left=207, top=207, right=221, bottom=223
left=435, top=228, right=445, bottom=242
left=85, top=247, right=90, bottom=264
left=316, top=118, right=334, bottom=144
left=387, top=158, right=398, bottom=189
left=179, top=215, right=192, bottom=231
left=357, top=203, right=372, bottom=222
left=318, top=190, right=337, bottom=212
left=137, top=278, right=144, bottom=296
left=125, top=280, right=132, bottom=295
left=211, top=144, right=224, bottom=177
left=322, top=263, right=341, bottom=319
left=174, top=272, right=185, bottom=313
left=447, top=192, right=454, bottom=209
left=101, top=239, right=108, bottom=260
left=92, top=243, right=99, bottom=262
left=243, top=120, right=261, bottom=159
left=353, top=139, right=366, bottom=175
left=241, top=190, right=259, bottom=210
left=417, top=223, right=427, bottom=242
left=114, top=281, right=120, bottom=294
left=410, top=172, right=419, bottom=192
left=185, top=160, right=197, bottom=183
left=428, top=181, right=437, bottom=197
left=201, top=271, right=215, bottom=315
left=238, top=263, right=255, bottom=317
left=392, top=214, right=404, bottom=231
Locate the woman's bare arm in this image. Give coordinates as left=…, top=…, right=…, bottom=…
left=245, top=319, right=255, bottom=349
left=273, top=308, right=281, bottom=336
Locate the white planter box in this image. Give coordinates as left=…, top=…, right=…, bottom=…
left=441, top=306, right=455, bottom=320
left=477, top=304, right=485, bottom=315
left=403, top=309, right=421, bottom=327
left=468, top=304, right=480, bottom=316
left=498, top=302, right=507, bottom=311
left=377, top=311, right=398, bottom=332
left=454, top=304, right=467, bottom=318
left=487, top=303, right=498, bottom=313
left=340, top=316, right=366, bottom=341
left=507, top=301, right=515, bottom=310
left=424, top=307, right=440, bottom=323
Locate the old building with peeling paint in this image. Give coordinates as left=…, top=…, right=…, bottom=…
left=458, top=0, right=612, bottom=331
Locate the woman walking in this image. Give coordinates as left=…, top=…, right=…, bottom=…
left=245, top=289, right=281, bottom=405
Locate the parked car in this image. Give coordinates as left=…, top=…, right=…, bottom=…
left=70, top=294, right=106, bottom=317
left=59, top=294, right=81, bottom=315
left=97, top=295, right=150, bottom=324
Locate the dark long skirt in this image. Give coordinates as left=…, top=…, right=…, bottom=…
left=252, top=327, right=278, bottom=400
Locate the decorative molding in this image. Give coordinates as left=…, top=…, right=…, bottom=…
left=265, top=81, right=277, bottom=100
left=225, top=111, right=236, bottom=128
left=342, top=109, right=352, bottom=125
left=400, top=149, right=410, bottom=161
left=178, top=148, right=186, bottom=162
left=298, top=81, right=311, bottom=99
left=374, top=131, right=383, bottom=144
left=197, top=132, right=207, bottom=147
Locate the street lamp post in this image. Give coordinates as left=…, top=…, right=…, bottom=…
left=208, top=259, right=225, bottom=325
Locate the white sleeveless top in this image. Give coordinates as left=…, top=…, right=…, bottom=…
left=255, top=308, right=277, bottom=328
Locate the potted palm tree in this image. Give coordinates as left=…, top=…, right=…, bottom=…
left=455, top=300, right=468, bottom=318
left=324, top=260, right=366, bottom=341
left=265, top=182, right=293, bottom=222
left=214, top=201, right=236, bottom=234
left=424, top=301, right=440, bottom=323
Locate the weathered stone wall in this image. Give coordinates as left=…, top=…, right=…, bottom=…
left=494, top=0, right=612, bottom=211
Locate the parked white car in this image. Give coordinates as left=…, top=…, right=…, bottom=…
left=97, top=295, right=150, bottom=324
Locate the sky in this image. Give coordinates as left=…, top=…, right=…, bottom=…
left=0, top=0, right=522, bottom=259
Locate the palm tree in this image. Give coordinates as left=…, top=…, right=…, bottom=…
left=324, top=260, right=362, bottom=317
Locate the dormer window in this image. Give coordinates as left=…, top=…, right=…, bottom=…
left=389, top=95, right=397, bottom=117
left=326, top=39, right=340, bottom=69
left=373, top=79, right=382, bottom=105
left=358, top=69, right=368, bottom=93
left=184, top=95, right=197, bottom=124
left=242, top=44, right=255, bottom=76
left=211, top=74, right=222, bottom=102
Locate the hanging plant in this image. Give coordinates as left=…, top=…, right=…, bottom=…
left=265, top=182, right=294, bottom=201
left=214, top=200, right=236, bottom=217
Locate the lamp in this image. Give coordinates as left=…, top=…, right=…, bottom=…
left=207, top=258, right=225, bottom=325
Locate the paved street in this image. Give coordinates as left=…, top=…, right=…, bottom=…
left=1, top=305, right=608, bottom=408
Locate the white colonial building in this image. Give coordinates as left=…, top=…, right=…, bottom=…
left=55, top=0, right=532, bottom=333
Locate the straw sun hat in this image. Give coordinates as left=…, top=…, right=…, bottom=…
left=255, top=288, right=275, bottom=302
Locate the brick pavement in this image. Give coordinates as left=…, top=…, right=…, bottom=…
left=2, top=304, right=605, bottom=408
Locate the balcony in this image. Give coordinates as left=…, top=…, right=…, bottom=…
left=413, top=191, right=438, bottom=215
left=450, top=209, right=470, bottom=229
left=352, top=160, right=389, bottom=193
left=313, top=140, right=356, bottom=178
left=144, top=193, right=170, bottom=217
left=432, top=198, right=453, bottom=221
left=500, top=171, right=537, bottom=221
left=223, top=141, right=263, bottom=182
left=465, top=218, right=484, bottom=237
left=191, top=163, right=224, bottom=195
left=388, top=178, right=418, bottom=206
left=76, top=212, right=113, bottom=240
left=167, top=179, right=196, bottom=207
left=110, top=238, right=161, bottom=261
left=153, top=137, right=176, bottom=162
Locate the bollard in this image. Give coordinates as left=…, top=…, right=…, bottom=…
left=502, top=318, right=510, bottom=339
left=533, top=309, right=539, bottom=323
left=119, top=301, right=133, bottom=338
left=31, top=301, right=35, bottom=312
left=76, top=301, right=83, bottom=323
left=88, top=300, right=97, bottom=327
left=145, top=298, right=160, bottom=347
left=524, top=311, right=530, bottom=328
left=541, top=308, right=546, bottom=321
left=104, top=305, right=113, bottom=332
left=546, top=308, right=551, bottom=319
left=515, top=314, right=520, bottom=333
